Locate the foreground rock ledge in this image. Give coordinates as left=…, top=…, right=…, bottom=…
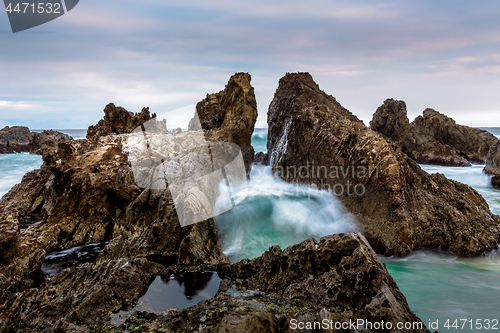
left=1, top=233, right=430, bottom=332
left=267, top=72, right=500, bottom=256
left=370, top=99, right=498, bottom=166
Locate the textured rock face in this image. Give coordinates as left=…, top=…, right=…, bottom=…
left=0, top=126, right=72, bottom=154
left=267, top=73, right=500, bottom=256
left=485, top=141, right=500, bottom=188
left=189, top=72, right=258, bottom=172
left=370, top=99, right=498, bottom=166
left=86, top=103, right=162, bottom=139
left=29, top=130, right=72, bottom=153
left=0, top=126, right=32, bottom=153
left=3, top=234, right=429, bottom=332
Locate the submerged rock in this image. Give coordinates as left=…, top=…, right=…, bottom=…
left=253, top=152, right=269, bottom=165
left=189, top=72, right=258, bottom=172
left=485, top=141, right=500, bottom=188
left=267, top=72, right=500, bottom=256
left=370, top=99, right=498, bottom=166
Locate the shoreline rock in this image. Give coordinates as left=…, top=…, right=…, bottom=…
left=485, top=141, right=500, bottom=188
left=370, top=99, right=498, bottom=166
left=267, top=72, right=500, bottom=257
left=0, top=126, right=72, bottom=154
left=1, top=233, right=430, bottom=332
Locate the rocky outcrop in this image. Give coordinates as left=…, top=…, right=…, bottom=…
left=485, top=141, right=500, bottom=188
left=2, top=233, right=430, bottom=332
left=86, top=103, right=163, bottom=139
left=0, top=126, right=72, bottom=154
left=29, top=130, right=72, bottom=153
left=370, top=99, right=498, bottom=166
left=0, top=126, right=32, bottom=153
left=267, top=72, right=500, bottom=256
left=189, top=73, right=258, bottom=172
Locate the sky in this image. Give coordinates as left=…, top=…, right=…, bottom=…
left=0, top=0, right=499, bottom=129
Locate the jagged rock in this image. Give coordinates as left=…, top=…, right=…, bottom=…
left=29, top=130, right=72, bottom=154
left=0, top=126, right=32, bottom=153
left=253, top=152, right=269, bottom=165
left=189, top=73, right=258, bottom=172
left=2, top=233, right=430, bottom=332
left=267, top=72, right=500, bottom=256
left=86, top=103, right=164, bottom=139
left=0, top=126, right=72, bottom=154
left=370, top=99, right=498, bottom=166
left=485, top=141, right=500, bottom=188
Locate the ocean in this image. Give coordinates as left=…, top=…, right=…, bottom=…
left=1, top=127, right=500, bottom=331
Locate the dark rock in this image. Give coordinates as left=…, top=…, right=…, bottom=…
left=1, top=233, right=430, bottom=332
left=370, top=99, right=498, bottom=166
left=29, top=130, right=72, bottom=154
left=253, top=152, right=269, bottom=165
left=86, top=103, right=164, bottom=139
left=485, top=141, right=500, bottom=188
left=267, top=72, right=500, bottom=256
left=0, top=126, right=32, bottom=153
left=189, top=73, right=258, bottom=172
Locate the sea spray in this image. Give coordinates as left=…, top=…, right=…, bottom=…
left=214, top=165, right=358, bottom=262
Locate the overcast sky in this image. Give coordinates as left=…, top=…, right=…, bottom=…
left=1, top=0, right=499, bottom=129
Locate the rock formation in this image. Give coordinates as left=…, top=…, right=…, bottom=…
left=253, top=152, right=269, bottom=165
left=370, top=99, right=498, bottom=166
left=189, top=72, right=258, bottom=172
left=0, top=126, right=72, bottom=154
left=0, top=74, right=430, bottom=332
left=29, top=130, right=72, bottom=153
left=485, top=141, right=500, bottom=188
left=267, top=72, right=500, bottom=256
left=2, top=234, right=429, bottom=332
left=86, top=103, right=164, bottom=139
left=0, top=126, right=32, bottom=153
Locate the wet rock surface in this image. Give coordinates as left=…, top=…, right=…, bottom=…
left=485, top=141, right=500, bottom=188
left=253, top=152, right=269, bottom=165
left=189, top=72, right=258, bottom=172
left=370, top=99, right=498, bottom=166
left=267, top=72, right=500, bottom=257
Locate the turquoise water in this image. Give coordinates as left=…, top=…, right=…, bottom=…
left=0, top=153, right=43, bottom=197
left=251, top=128, right=268, bottom=153
left=215, top=165, right=358, bottom=261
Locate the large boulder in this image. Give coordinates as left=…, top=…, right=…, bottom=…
left=86, top=103, right=163, bottom=139
left=189, top=72, right=258, bottom=172
left=267, top=72, right=500, bottom=256
left=2, top=233, right=430, bottom=332
left=0, top=126, right=32, bottom=153
left=370, top=99, right=497, bottom=166
left=485, top=141, right=500, bottom=188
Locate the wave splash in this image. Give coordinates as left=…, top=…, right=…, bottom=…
left=214, top=165, right=358, bottom=262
